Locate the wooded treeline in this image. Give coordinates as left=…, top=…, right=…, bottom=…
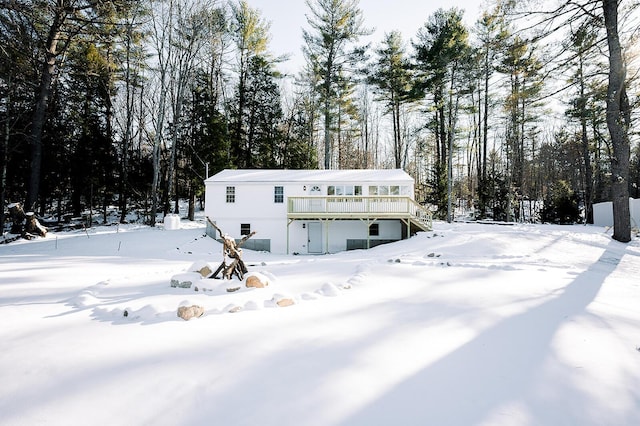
left=0, top=0, right=638, bottom=240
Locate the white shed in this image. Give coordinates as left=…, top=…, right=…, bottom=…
left=204, top=169, right=432, bottom=254
left=593, top=198, right=640, bottom=228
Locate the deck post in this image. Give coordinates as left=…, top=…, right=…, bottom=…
left=286, top=218, right=291, bottom=254
left=325, top=219, right=329, bottom=253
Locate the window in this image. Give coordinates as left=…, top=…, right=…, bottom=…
left=368, top=185, right=408, bottom=196
left=226, top=186, right=235, bottom=203
left=328, top=185, right=362, bottom=196
left=369, top=223, right=379, bottom=236
left=274, top=186, right=284, bottom=203
left=241, top=223, right=251, bottom=235
left=309, top=185, right=322, bottom=194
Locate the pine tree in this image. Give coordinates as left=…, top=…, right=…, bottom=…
left=302, top=0, right=370, bottom=169
left=413, top=7, right=471, bottom=221
left=368, top=31, right=414, bottom=169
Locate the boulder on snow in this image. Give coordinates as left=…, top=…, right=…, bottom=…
left=198, top=265, right=213, bottom=278
left=170, top=272, right=201, bottom=288
left=276, top=298, right=295, bottom=307
left=271, top=294, right=295, bottom=307
left=228, top=305, right=243, bottom=313
left=187, top=260, right=215, bottom=278
left=245, top=274, right=268, bottom=288
left=177, top=305, right=204, bottom=320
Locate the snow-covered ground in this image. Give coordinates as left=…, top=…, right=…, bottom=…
left=1, top=217, right=639, bottom=425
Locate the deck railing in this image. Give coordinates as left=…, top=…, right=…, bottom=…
left=287, top=196, right=432, bottom=230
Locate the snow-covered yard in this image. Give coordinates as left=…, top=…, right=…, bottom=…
left=1, top=218, right=639, bottom=425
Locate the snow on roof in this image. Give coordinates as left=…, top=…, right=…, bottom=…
left=205, top=169, right=413, bottom=183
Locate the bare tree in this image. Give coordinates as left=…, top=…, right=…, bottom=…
left=166, top=0, right=213, bottom=214
left=148, top=0, right=174, bottom=225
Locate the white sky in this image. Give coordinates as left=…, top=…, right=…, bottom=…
left=247, top=0, right=486, bottom=74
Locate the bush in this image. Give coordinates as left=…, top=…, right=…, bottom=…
left=541, top=180, right=580, bottom=224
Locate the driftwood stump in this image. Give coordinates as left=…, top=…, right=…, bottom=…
left=25, top=212, right=47, bottom=237
left=207, top=217, right=255, bottom=280
left=8, top=203, right=26, bottom=234
left=5, top=203, right=46, bottom=240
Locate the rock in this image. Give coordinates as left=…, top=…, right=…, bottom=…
left=246, top=275, right=268, bottom=288
left=170, top=272, right=201, bottom=288
left=276, top=298, right=294, bottom=307
left=186, top=261, right=215, bottom=278
left=177, top=305, right=204, bottom=320
left=273, top=294, right=295, bottom=307
left=198, top=265, right=213, bottom=277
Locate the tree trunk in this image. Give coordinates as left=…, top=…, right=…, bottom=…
left=603, top=0, right=631, bottom=242
left=27, top=13, right=64, bottom=211
left=324, top=96, right=332, bottom=169
left=323, top=53, right=334, bottom=170
left=188, top=184, right=195, bottom=221
left=1, top=76, right=10, bottom=231
left=120, top=30, right=134, bottom=224
left=574, top=40, right=594, bottom=224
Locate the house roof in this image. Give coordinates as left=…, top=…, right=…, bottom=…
left=205, top=169, right=414, bottom=183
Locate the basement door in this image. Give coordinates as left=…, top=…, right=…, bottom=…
left=307, top=222, right=322, bottom=253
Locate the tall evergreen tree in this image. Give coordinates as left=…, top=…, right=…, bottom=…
left=239, top=55, right=284, bottom=168
left=369, top=31, right=414, bottom=169
left=564, top=22, right=602, bottom=223
left=496, top=34, right=544, bottom=221
left=302, top=0, right=370, bottom=169
left=0, top=0, right=132, bottom=212
left=0, top=4, right=38, bottom=224
left=413, top=7, right=471, bottom=221
left=473, top=4, right=508, bottom=219
left=229, top=0, right=270, bottom=168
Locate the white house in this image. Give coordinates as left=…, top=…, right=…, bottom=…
left=204, top=169, right=432, bottom=254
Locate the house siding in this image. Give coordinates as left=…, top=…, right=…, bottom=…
left=204, top=169, right=417, bottom=254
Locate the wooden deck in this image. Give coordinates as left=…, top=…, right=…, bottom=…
left=287, top=196, right=432, bottom=232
